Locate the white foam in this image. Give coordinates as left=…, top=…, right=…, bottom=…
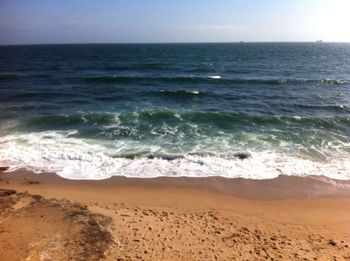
left=160, top=89, right=200, bottom=95
left=208, top=75, right=222, bottom=79
left=0, top=131, right=349, bottom=180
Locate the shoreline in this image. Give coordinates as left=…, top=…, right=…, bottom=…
left=1, top=168, right=350, bottom=200
left=1, top=169, right=350, bottom=260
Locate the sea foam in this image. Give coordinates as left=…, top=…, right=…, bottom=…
left=208, top=75, right=222, bottom=79
left=0, top=131, right=349, bottom=181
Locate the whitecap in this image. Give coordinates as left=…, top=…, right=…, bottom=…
left=208, top=75, right=221, bottom=79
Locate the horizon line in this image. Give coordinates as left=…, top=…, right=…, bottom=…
left=1, top=41, right=350, bottom=47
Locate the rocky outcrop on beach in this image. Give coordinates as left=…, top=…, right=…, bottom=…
left=0, top=189, right=114, bottom=261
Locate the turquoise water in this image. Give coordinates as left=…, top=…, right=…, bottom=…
left=0, top=43, right=349, bottom=179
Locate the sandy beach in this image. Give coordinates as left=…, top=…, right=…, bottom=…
left=1, top=169, right=350, bottom=260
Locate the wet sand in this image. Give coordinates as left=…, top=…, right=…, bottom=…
left=1, top=169, right=350, bottom=260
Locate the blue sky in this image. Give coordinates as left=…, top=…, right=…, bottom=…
left=1, top=0, right=349, bottom=44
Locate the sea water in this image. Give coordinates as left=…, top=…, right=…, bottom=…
left=0, top=43, right=349, bottom=180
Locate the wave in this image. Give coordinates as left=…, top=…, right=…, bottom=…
left=27, top=113, right=117, bottom=127
left=2, top=73, right=334, bottom=86
left=159, top=89, right=201, bottom=98
left=84, top=75, right=221, bottom=84
left=294, top=104, right=349, bottom=113
left=184, top=68, right=214, bottom=73
left=0, top=74, right=19, bottom=81
left=3, top=103, right=63, bottom=111
left=208, top=75, right=222, bottom=79
left=319, top=79, right=347, bottom=85
left=104, top=63, right=170, bottom=71
left=0, top=131, right=349, bottom=180
left=0, top=74, right=53, bottom=81
left=83, top=75, right=348, bottom=85
left=6, top=91, right=81, bottom=100
left=22, top=110, right=350, bottom=132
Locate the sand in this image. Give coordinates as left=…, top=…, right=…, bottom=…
left=1, top=169, right=350, bottom=261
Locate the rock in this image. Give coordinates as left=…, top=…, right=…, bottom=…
left=233, top=153, right=251, bottom=160
left=124, top=155, right=136, bottom=160
left=32, top=195, right=43, bottom=201
left=328, top=239, right=337, bottom=246
left=0, top=167, right=9, bottom=172
left=162, top=155, right=185, bottom=161
left=25, top=181, right=40, bottom=185
left=0, top=189, right=16, bottom=197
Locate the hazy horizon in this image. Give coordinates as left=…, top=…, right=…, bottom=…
left=2, top=41, right=350, bottom=47
left=1, top=0, right=350, bottom=45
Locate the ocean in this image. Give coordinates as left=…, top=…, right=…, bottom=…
left=0, top=43, right=349, bottom=180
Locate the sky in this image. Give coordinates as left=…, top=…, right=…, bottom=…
left=1, top=0, right=350, bottom=45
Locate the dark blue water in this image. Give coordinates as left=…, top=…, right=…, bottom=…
left=0, top=43, right=349, bottom=179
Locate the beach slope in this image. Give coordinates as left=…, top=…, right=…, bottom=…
left=1, top=169, right=350, bottom=260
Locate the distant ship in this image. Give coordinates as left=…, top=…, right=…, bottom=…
left=316, top=40, right=323, bottom=43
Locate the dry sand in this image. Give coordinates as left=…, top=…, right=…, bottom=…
left=1, top=169, right=350, bottom=261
